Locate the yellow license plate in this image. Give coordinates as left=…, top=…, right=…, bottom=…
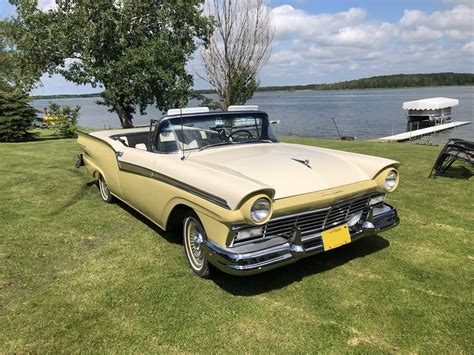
left=321, top=224, right=351, bottom=251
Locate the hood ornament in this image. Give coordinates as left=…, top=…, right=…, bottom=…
left=291, top=158, right=312, bottom=169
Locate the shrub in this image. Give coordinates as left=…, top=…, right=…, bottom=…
left=0, top=88, right=37, bottom=142
left=47, top=103, right=80, bottom=138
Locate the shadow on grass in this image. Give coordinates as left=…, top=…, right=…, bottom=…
left=436, top=165, right=473, bottom=180
left=48, top=179, right=97, bottom=216
left=212, top=235, right=390, bottom=296
left=114, top=198, right=182, bottom=245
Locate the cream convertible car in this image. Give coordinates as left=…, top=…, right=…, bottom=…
left=76, top=106, right=400, bottom=278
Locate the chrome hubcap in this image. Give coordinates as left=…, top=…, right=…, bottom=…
left=186, top=218, right=204, bottom=270
left=99, top=178, right=109, bottom=200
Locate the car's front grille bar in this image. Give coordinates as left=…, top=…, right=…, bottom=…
left=233, top=194, right=373, bottom=245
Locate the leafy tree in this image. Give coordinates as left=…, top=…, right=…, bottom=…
left=7, top=0, right=213, bottom=128
left=0, top=20, right=17, bottom=90
left=226, top=69, right=260, bottom=108
left=47, top=103, right=80, bottom=138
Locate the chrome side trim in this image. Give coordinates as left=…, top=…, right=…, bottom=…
left=118, top=160, right=153, bottom=178
left=118, top=161, right=231, bottom=210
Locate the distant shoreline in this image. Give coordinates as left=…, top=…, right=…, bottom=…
left=31, top=72, right=474, bottom=100
left=31, top=84, right=474, bottom=100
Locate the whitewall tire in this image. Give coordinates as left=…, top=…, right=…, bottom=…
left=98, top=175, right=114, bottom=203
left=183, top=214, right=211, bottom=278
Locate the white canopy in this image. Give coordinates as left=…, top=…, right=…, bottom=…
left=402, top=97, right=459, bottom=110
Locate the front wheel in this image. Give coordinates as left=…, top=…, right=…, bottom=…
left=98, top=175, right=114, bottom=203
left=183, top=214, right=211, bottom=278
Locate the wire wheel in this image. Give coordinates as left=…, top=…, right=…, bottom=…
left=184, top=217, right=205, bottom=271
left=98, top=175, right=113, bottom=203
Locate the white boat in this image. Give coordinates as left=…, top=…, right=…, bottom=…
left=403, top=97, right=459, bottom=130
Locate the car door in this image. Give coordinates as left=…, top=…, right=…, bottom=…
left=116, top=146, right=158, bottom=220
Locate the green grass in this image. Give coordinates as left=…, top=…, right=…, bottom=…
left=1, top=137, right=472, bottom=353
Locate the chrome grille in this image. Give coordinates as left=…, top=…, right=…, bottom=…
left=265, top=194, right=371, bottom=238
left=234, top=194, right=372, bottom=245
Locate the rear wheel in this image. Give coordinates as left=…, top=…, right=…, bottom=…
left=183, top=213, right=211, bottom=278
left=98, top=175, right=114, bottom=203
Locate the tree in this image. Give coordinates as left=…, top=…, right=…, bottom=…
left=0, top=89, right=37, bottom=142
left=0, top=20, right=18, bottom=90
left=0, top=20, right=37, bottom=142
left=47, top=103, right=80, bottom=138
left=200, top=0, right=273, bottom=109
left=7, top=0, right=213, bottom=128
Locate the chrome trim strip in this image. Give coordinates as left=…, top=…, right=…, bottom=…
left=118, top=161, right=231, bottom=210
left=267, top=193, right=377, bottom=222
left=118, top=161, right=153, bottom=178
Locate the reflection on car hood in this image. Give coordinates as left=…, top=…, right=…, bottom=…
left=188, top=142, right=398, bottom=199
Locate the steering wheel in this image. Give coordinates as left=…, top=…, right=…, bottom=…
left=217, top=128, right=230, bottom=141
left=230, top=129, right=253, bottom=142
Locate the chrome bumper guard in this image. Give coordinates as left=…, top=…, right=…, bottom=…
left=202, top=203, right=399, bottom=276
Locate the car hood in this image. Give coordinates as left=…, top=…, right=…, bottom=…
left=188, top=142, right=398, bottom=200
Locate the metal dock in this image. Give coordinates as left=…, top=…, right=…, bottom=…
left=377, top=121, right=471, bottom=142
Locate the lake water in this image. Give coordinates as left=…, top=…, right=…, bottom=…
left=32, top=86, right=474, bottom=142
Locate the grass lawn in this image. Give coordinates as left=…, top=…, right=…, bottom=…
left=1, top=136, right=472, bottom=353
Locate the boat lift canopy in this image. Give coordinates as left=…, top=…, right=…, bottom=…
left=402, top=97, right=459, bottom=111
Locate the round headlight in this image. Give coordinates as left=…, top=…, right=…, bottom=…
left=385, top=171, right=398, bottom=191
left=250, top=198, right=271, bottom=223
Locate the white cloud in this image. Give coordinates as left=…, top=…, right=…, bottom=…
left=400, top=26, right=442, bottom=43
left=399, top=6, right=474, bottom=40
left=271, top=6, right=367, bottom=42
left=462, top=41, right=474, bottom=56
left=257, top=3, right=474, bottom=86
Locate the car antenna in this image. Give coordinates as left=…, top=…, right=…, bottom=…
left=180, top=108, right=186, bottom=161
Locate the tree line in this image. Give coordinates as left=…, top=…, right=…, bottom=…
left=257, top=73, right=474, bottom=92
left=35, top=72, right=474, bottom=100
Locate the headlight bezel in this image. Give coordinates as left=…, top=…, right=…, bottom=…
left=241, top=194, right=273, bottom=225
left=384, top=170, right=399, bottom=192
left=250, top=198, right=271, bottom=223
left=375, top=167, right=400, bottom=192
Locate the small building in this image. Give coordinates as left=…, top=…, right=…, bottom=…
left=402, top=97, right=459, bottom=130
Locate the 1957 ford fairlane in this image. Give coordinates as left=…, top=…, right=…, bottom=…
left=76, top=106, right=400, bottom=278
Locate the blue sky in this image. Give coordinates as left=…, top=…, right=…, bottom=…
left=271, top=0, right=454, bottom=21
left=1, top=0, right=473, bottom=95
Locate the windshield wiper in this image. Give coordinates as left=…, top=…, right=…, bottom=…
left=198, top=141, right=235, bottom=152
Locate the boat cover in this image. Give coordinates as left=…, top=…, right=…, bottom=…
left=403, top=97, right=459, bottom=110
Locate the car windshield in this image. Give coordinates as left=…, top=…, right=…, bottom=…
left=154, top=113, right=278, bottom=152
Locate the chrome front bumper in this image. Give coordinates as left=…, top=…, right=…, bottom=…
left=202, top=203, right=399, bottom=276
